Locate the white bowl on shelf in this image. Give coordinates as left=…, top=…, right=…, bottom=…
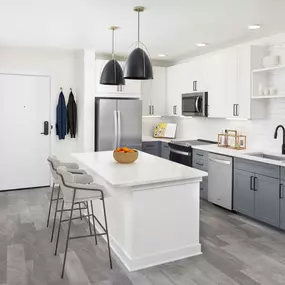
left=262, top=55, right=279, bottom=68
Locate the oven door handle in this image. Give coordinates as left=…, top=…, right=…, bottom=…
left=170, top=149, right=191, bottom=156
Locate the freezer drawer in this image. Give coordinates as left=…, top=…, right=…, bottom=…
left=208, top=153, right=233, bottom=210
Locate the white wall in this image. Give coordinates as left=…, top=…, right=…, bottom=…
left=0, top=47, right=81, bottom=159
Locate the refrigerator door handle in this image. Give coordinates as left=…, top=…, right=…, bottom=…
left=114, top=110, right=118, bottom=149
left=117, top=110, right=121, bottom=147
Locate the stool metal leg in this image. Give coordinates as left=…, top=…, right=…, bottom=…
left=86, top=202, right=93, bottom=236
left=102, top=196, right=112, bottom=269
left=46, top=182, right=55, bottom=227
left=61, top=189, right=76, bottom=279
left=79, top=203, right=83, bottom=220
left=50, top=185, right=61, bottom=242
left=90, top=201, right=98, bottom=245
left=54, top=200, right=64, bottom=256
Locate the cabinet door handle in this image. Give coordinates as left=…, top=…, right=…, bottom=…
left=193, top=81, right=195, bottom=91
left=254, top=177, right=258, bottom=191
left=196, top=162, right=204, bottom=166
left=152, top=105, right=154, bottom=115
left=250, top=176, right=254, bottom=190
left=173, top=105, right=175, bottom=115
left=233, top=104, right=236, bottom=116
left=149, top=105, right=152, bottom=115
left=196, top=153, right=204, bottom=157
left=280, top=184, right=284, bottom=199
left=236, top=104, right=239, bottom=116
left=174, top=105, right=177, bottom=115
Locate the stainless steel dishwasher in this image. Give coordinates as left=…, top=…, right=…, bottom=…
left=208, top=153, right=233, bottom=210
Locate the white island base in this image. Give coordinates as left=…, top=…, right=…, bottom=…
left=73, top=151, right=207, bottom=271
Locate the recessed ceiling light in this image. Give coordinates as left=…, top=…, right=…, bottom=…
left=158, top=53, right=168, bottom=57
left=196, top=43, right=208, bottom=47
left=248, top=24, right=261, bottom=30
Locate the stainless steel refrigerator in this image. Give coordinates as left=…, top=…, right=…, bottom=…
left=95, top=98, right=142, bottom=151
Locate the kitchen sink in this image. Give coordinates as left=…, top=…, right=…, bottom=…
left=245, top=152, right=285, bottom=161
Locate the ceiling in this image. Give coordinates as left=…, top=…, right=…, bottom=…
left=1, top=0, right=285, bottom=63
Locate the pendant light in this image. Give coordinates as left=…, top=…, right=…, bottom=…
left=100, top=26, right=125, bottom=85
left=124, top=6, right=153, bottom=80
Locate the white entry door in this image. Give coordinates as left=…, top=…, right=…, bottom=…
left=0, top=74, right=50, bottom=191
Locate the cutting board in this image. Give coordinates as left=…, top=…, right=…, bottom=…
left=154, top=123, right=177, bottom=138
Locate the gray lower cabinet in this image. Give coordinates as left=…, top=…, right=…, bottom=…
left=280, top=180, right=285, bottom=230
left=192, top=149, right=209, bottom=200
left=142, top=142, right=160, bottom=156
left=161, top=142, right=170, bottom=159
left=234, top=169, right=255, bottom=217
left=234, top=158, right=282, bottom=228
left=254, top=174, right=280, bottom=227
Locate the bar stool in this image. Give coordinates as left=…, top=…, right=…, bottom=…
left=47, top=156, right=88, bottom=242
left=56, top=166, right=112, bottom=278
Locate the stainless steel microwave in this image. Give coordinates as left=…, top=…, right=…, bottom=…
left=182, top=92, right=208, bottom=117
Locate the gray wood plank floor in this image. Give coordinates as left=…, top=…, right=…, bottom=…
left=1, top=187, right=285, bottom=285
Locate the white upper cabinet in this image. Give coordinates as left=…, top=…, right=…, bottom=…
left=167, top=63, right=189, bottom=116
left=95, top=59, right=141, bottom=96
left=183, top=57, right=208, bottom=93
left=142, top=66, right=167, bottom=116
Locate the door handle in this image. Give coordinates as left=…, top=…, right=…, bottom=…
left=117, top=110, right=121, bottom=147
left=114, top=111, right=118, bottom=149
left=41, top=121, right=49, bottom=135
left=254, top=177, right=258, bottom=191
left=236, top=104, right=239, bottom=116
left=280, top=184, right=284, bottom=199
left=250, top=176, right=254, bottom=190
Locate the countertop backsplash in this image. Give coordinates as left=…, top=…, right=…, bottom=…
left=142, top=98, right=285, bottom=152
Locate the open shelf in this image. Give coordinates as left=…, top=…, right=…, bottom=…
left=252, top=65, right=285, bottom=73
left=251, top=95, right=285, bottom=99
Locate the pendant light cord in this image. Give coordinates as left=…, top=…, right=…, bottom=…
left=112, top=28, right=115, bottom=59
left=137, top=10, right=140, bottom=47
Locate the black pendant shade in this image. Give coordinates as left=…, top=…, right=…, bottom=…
left=124, top=47, right=153, bottom=80
left=124, top=6, right=153, bottom=80
left=100, top=59, right=125, bottom=85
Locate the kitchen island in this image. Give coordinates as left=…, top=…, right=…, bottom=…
left=73, top=151, right=207, bottom=271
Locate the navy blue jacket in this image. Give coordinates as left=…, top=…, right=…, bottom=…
left=56, top=92, right=67, bottom=140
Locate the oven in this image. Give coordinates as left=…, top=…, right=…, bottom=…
left=182, top=92, right=208, bottom=117
left=169, top=148, right=192, bottom=167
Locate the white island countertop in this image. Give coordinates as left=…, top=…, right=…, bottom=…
left=73, top=151, right=207, bottom=188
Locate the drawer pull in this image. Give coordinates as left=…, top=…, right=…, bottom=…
left=196, top=162, right=204, bottom=166
left=280, top=184, right=284, bottom=199
left=196, top=153, right=204, bottom=157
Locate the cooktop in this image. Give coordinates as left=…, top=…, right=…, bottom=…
left=169, top=139, right=216, bottom=152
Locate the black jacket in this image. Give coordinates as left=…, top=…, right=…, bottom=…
left=56, top=92, right=67, bottom=140
left=67, top=91, right=77, bottom=138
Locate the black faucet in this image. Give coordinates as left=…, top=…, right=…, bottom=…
left=274, top=125, right=285, bottom=154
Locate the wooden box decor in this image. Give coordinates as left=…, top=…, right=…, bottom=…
left=218, top=130, right=246, bottom=150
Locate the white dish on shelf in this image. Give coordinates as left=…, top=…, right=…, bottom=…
left=262, top=55, right=279, bottom=68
